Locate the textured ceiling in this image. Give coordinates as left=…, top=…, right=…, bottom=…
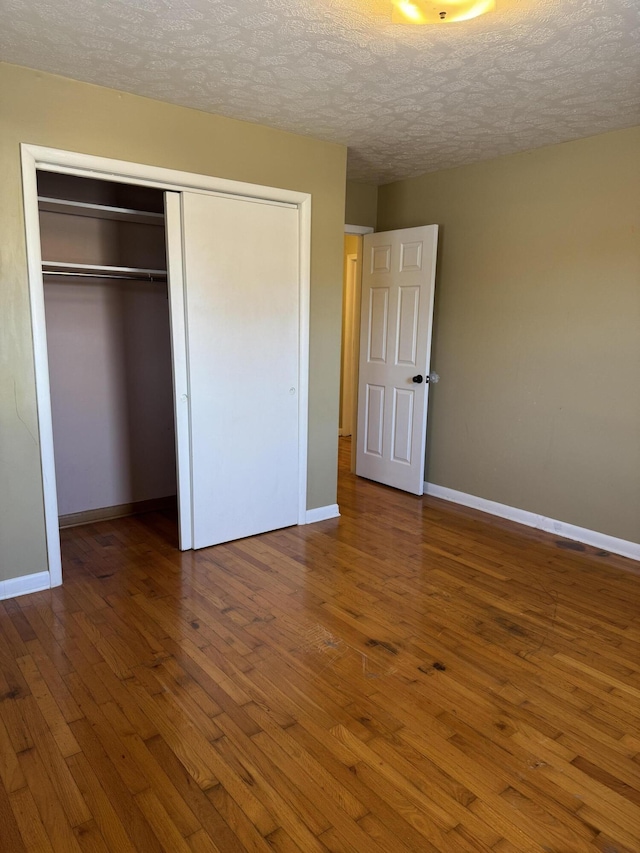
left=2, top=0, right=639, bottom=183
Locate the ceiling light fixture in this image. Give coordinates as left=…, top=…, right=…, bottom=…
left=392, top=0, right=495, bottom=24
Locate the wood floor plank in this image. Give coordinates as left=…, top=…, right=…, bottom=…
left=212, top=717, right=330, bottom=851
left=0, top=767, right=27, bottom=853
left=187, top=827, right=225, bottom=853
left=144, top=733, right=247, bottom=853
left=18, top=693, right=91, bottom=828
left=134, top=788, right=194, bottom=853
left=1, top=437, right=638, bottom=851
left=18, top=744, right=85, bottom=853
left=66, top=752, right=139, bottom=853
left=9, top=786, right=55, bottom=853
left=68, top=717, right=165, bottom=853
left=17, top=653, right=81, bottom=759
left=100, top=699, right=202, bottom=839
left=206, top=784, right=275, bottom=853
left=0, top=710, right=26, bottom=793
left=246, top=701, right=369, bottom=822
left=72, top=819, right=111, bottom=853
left=289, top=717, right=457, bottom=850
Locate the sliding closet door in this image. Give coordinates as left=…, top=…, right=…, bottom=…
left=180, top=192, right=300, bottom=549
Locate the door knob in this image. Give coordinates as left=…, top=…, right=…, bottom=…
left=412, top=374, right=423, bottom=383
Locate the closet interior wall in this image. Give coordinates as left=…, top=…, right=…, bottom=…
left=38, top=172, right=178, bottom=526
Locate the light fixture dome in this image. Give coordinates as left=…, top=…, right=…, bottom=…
left=392, top=0, right=495, bottom=23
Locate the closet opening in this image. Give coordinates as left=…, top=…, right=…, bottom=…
left=37, top=170, right=179, bottom=545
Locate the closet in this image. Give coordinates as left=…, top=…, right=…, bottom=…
left=25, top=146, right=310, bottom=578
left=38, top=171, right=178, bottom=535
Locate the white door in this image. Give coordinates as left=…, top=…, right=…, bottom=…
left=179, top=192, right=300, bottom=548
left=356, top=225, right=438, bottom=495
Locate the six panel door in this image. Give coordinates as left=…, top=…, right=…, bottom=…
left=356, top=225, right=438, bottom=495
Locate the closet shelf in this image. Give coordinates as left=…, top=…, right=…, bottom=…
left=42, top=261, right=168, bottom=282
left=38, top=196, right=165, bottom=226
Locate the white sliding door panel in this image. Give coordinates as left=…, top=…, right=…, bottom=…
left=356, top=225, right=438, bottom=495
left=181, top=192, right=300, bottom=549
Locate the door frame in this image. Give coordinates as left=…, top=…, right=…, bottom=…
left=343, top=225, right=373, bottom=471
left=340, top=252, right=358, bottom=438
left=21, top=143, right=312, bottom=587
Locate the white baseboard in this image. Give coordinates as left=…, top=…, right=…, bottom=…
left=0, top=570, right=51, bottom=601
left=424, top=482, right=640, bottom=562
left=305, top=504, right=341, bottom=524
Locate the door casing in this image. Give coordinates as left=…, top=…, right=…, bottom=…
left=343, top=225, right=374, bottom=471
left=20, top=144, right=311, bottom=588
left=340, top=252, right=358, bottom=438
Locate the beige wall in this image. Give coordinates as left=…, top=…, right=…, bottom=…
left=345, top=181, right=378, bottom=228
left=0, top=62, right=347, bottom=582
left=378, top=127, right=640, bottom=543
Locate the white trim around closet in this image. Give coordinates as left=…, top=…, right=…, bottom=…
left=0, top=572, right=52, bottom=602
left=21, top=148, right=63, bottom=587
left=20, top=144, right=312, bottom=588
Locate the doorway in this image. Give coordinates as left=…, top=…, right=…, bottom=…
left=340, top=225, right=373, bottom=473
left=38, top=170, right=179, bottom=545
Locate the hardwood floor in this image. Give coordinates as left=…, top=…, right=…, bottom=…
left=1, top=438, right=639, bottom=852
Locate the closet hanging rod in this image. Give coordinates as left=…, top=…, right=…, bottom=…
left=42, top=261, right=167, bottom=282
left=43, top=271, right=167, bottom=282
